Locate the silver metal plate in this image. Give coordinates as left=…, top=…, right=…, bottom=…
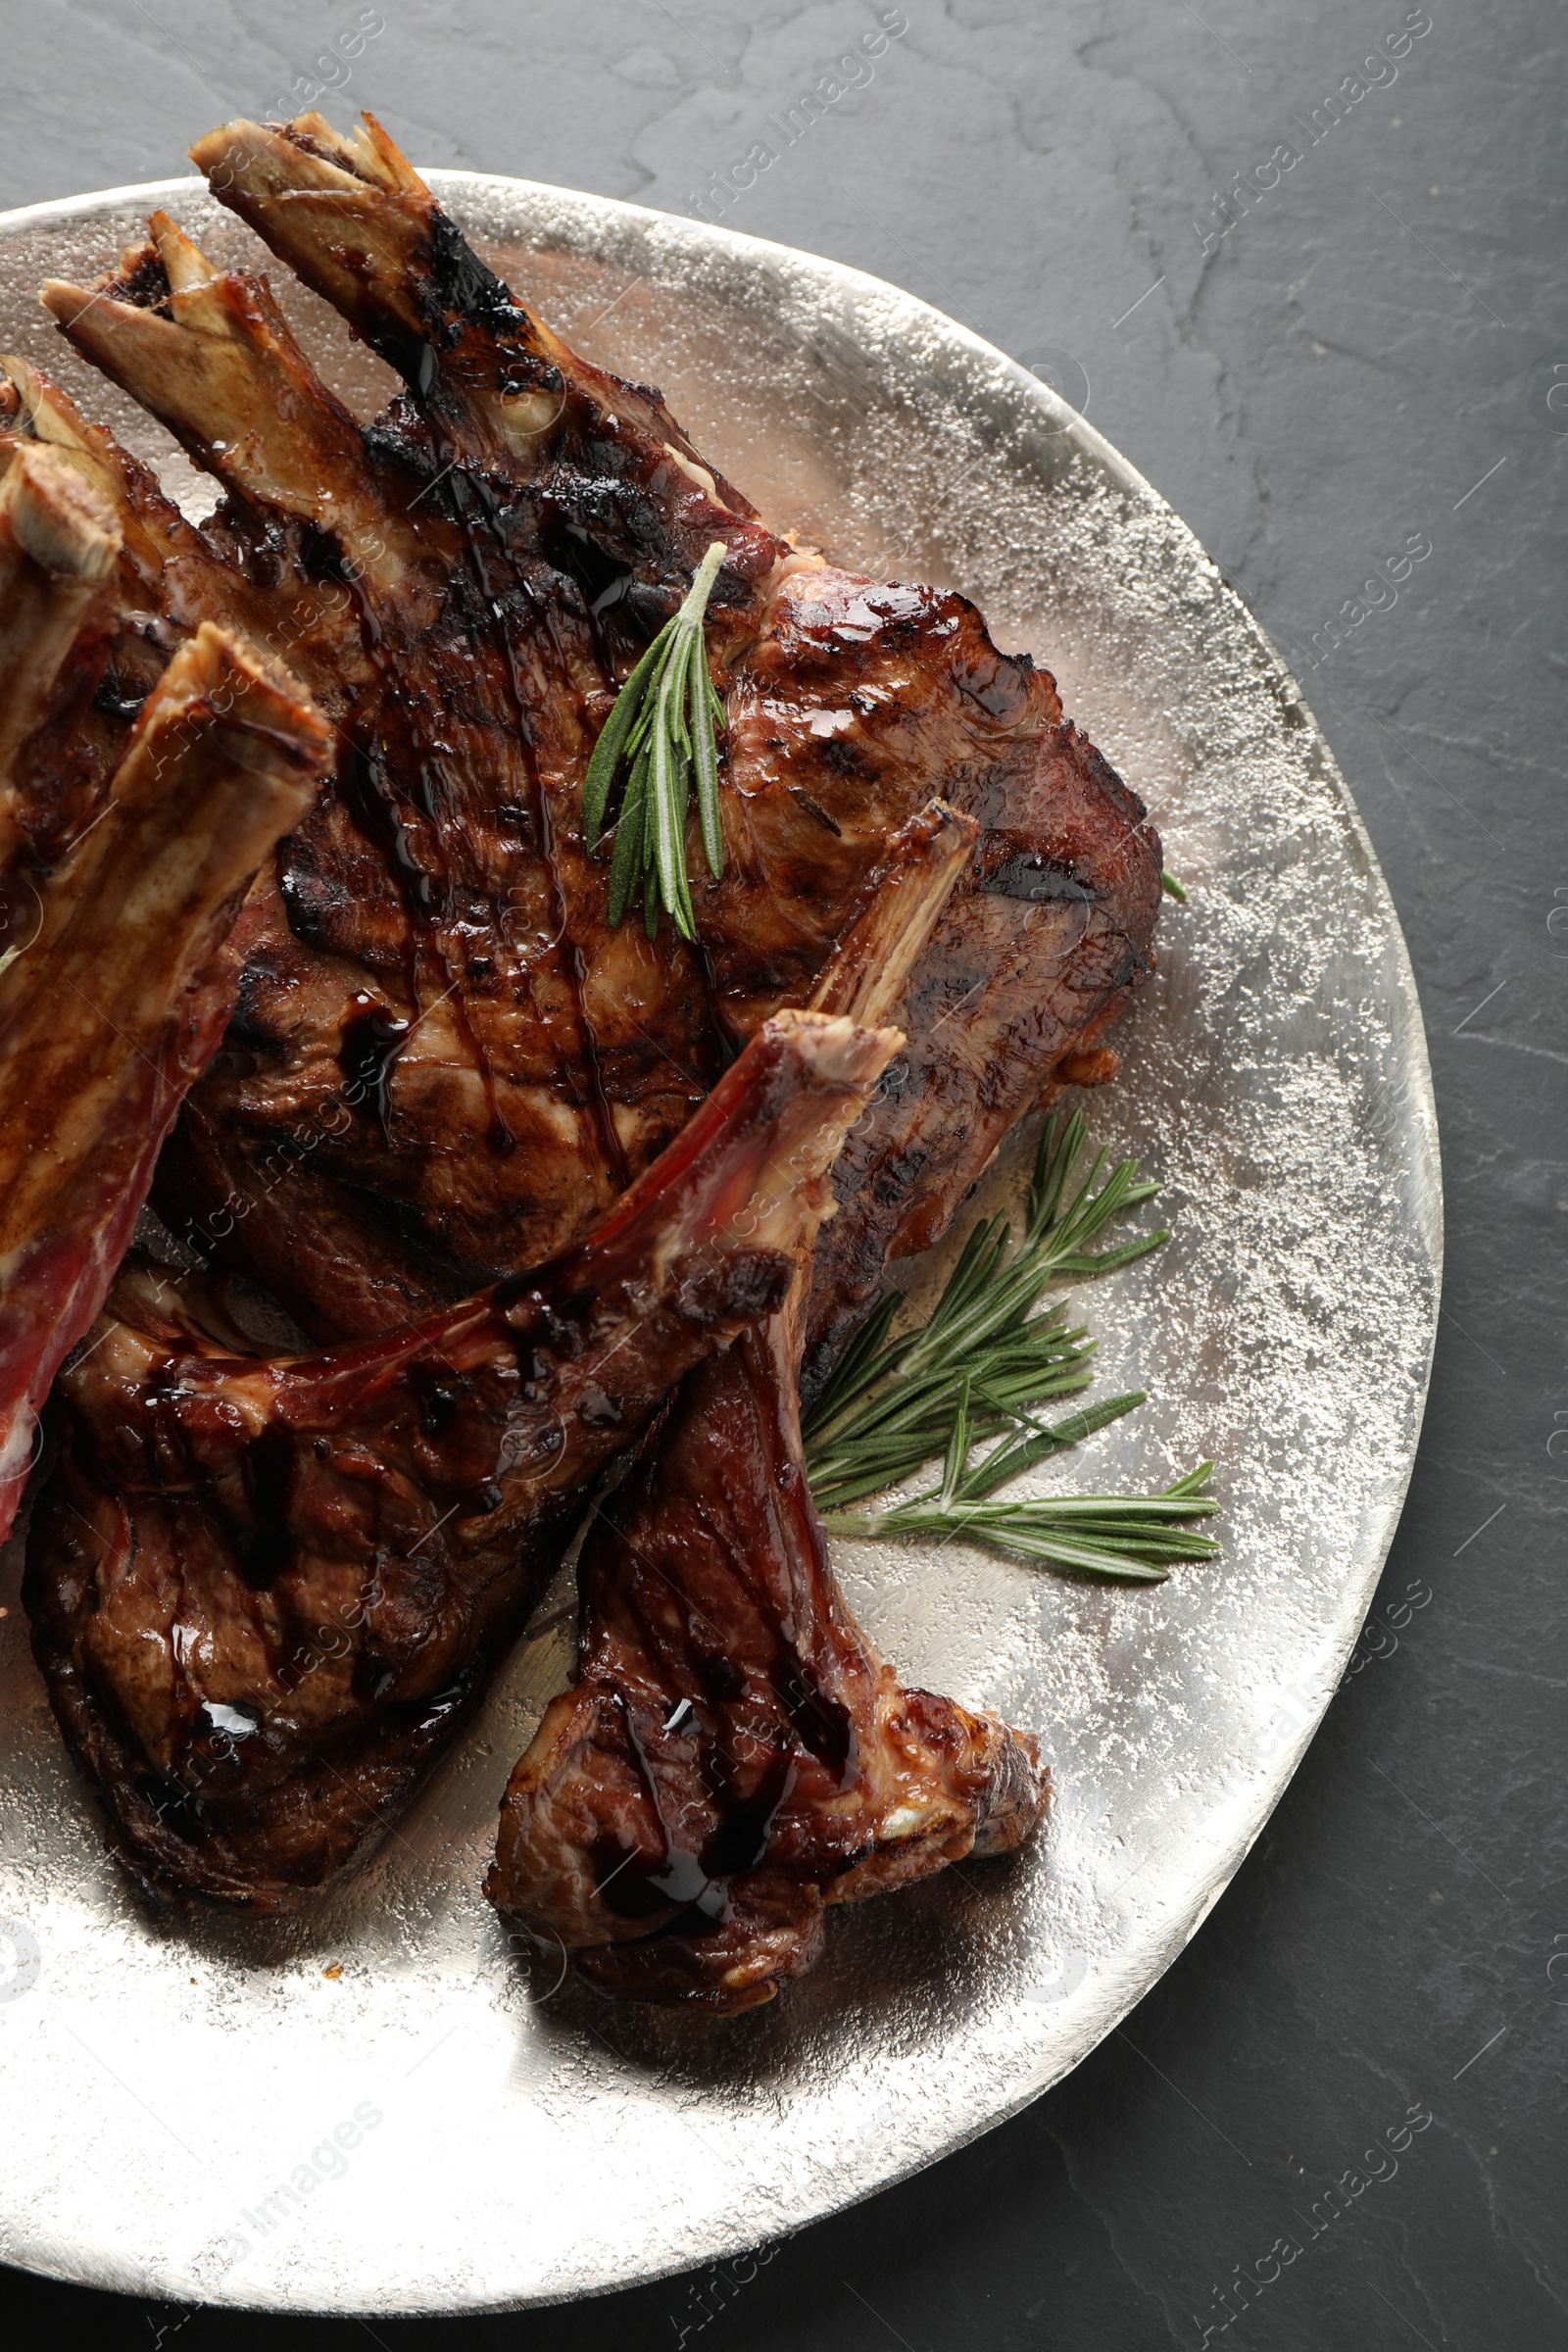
left=0, top=173, right=1441, bottom=2316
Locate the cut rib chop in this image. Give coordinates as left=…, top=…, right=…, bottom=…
left=0, top=357, right=276, bottom=869
left=25, top=1009, right=898, bottom=1906
left=488, top=797, right=1047, bottom=2011
left=0, top=621, right=326, bottom=1541
left=34, top=202, right=762, bottom=1326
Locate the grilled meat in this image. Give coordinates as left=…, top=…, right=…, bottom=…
left=0, top=358, right=278, bottom=865
left=36, top=220, right=733, bottom=1319
left=187, top=113, right=782, bottom=642
left=26, top=1010, right=897, bottom=1905
left=15, top=112, right=1160, bottom=1979
left=21, top=117, right=1157, bottom=1360
left=689, top=560, right=1162, bottom=1392
left=0, top=622, right=326, bottom=1541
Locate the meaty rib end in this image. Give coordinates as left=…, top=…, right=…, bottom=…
left=189, top=111, right=780, bottom=623
left=487, top=1314, right=1048, bottom=2016
left=0, top=438, right=121, bottom=864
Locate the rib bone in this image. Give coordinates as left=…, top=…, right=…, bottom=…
left=0, top=441, right=121, bottom=867
left=0, top=623, right=328, bottom=1539
left=42, top=219, right=421, bottom=595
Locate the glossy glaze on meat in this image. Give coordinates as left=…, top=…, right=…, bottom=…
left=688, top=563, right=1163, bottom=1392
left=68, top=112, right=1158, bottom=1351
left=37, top=206, right=746, bottom=1320
left=0, top=437, right=120, bottom=871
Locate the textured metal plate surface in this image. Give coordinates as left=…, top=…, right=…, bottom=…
left=0, top=172, right=1441, bottom=2316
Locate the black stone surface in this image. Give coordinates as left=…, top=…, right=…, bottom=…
left=2, top=4, right=1562, bottom=2347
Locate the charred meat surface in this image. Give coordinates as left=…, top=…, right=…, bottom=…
left=18, top=116, right=1156, bottom=1353
left=0, top=622, right=326, bottom=1540
left=26, top=1011, right=897, bottom=1906
left=687, top=562, right=1162, bottom=1390
left=801, top=714, right=1161, bottom=1396
left=35, top=214, right=740, bottom=1320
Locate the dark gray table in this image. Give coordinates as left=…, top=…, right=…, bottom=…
left=3, top=4, right=1562, bottom=2346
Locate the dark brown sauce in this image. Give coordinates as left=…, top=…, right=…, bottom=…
left=110, top=1370, right=302, bottom=1791
left=332, top=532, right=520, bottom=1155
left=701, top=1749, right=796, bottom=1879
left=337, top=734, right=435, bottom=920
left=339, top=1000, right=412, bottom=1146
left=770, top=1657, right=854, bottom=1781
left=408, top=1365, right=470, bottom=1440
left=692, top=931, right=737, bottom=1078
left=237, top=1425, right=297, bottom=1582
left=445, top=460, right=630, bottom=1189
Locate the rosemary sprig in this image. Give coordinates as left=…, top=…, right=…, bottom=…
left=582, top=538, right=728, bottom=941
left=1160, top=868, right=1189, bottom=902
left=804, top=1111, right=1219, bottom=1583
left=818, top=1464, right=1219, bottom=1585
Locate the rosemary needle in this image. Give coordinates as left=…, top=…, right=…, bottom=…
left=583, top=539, right=729, bottom=941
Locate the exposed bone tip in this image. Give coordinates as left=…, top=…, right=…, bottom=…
left=354, top=111, right=427, bottom=196
left=0, top=440, right=120, bottom=581
left=1, top=355, right=39, bottom=405
left=151, top=621, right=332, bottom=768
left=188, top=118, right=257, bottom=166
left=38, top=279, right=93, bottom=328
left=0, top=358, right=96, bottom=459
left=148, top=210, right=219, bottom=294
left=193, top=110, right=372, bottom=203
left=764, top=1005, right=905, bottom=1087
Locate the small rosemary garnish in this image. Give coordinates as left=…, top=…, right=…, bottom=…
left=582, top=538, right=728, bottom=941
left=805, top=1111, right=1219, bottom=1583
left=1160, top=868, right=1189, bottom=902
